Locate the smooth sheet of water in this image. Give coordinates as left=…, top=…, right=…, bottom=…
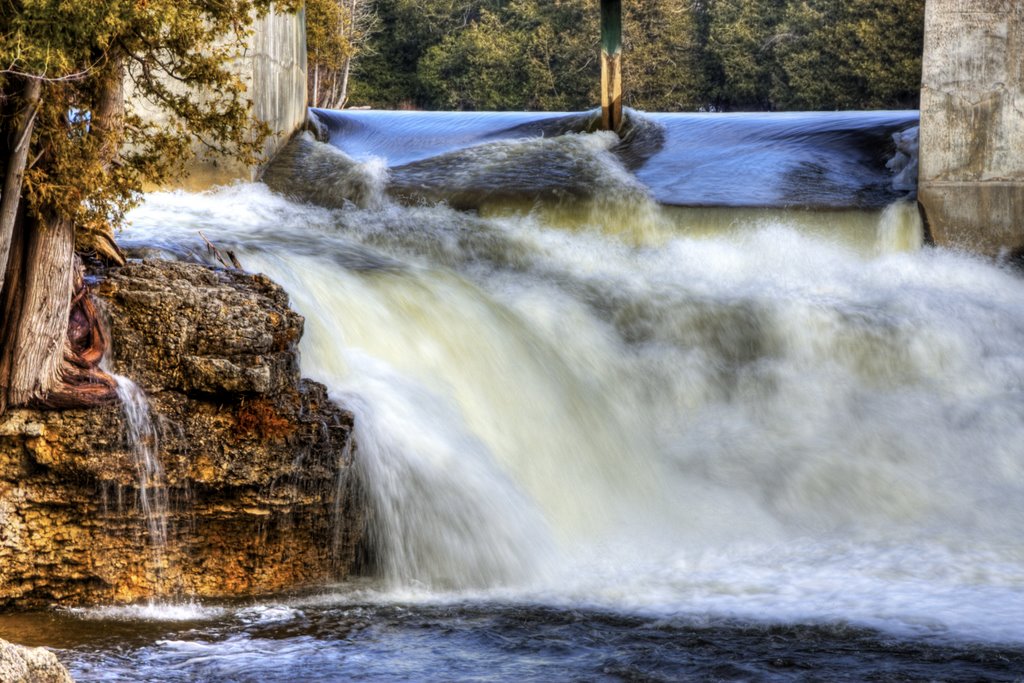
left=3, top=111, right=1023, bottom=681
left=312, top=108, right=918, bottom=208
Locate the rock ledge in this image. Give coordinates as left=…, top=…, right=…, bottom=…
left=0, top=260, right=364, bottom=607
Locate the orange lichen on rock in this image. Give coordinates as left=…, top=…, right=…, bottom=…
left=236, top=397, right=297, bottom=441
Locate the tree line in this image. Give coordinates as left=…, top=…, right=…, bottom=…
left=308, top=0, right=925, bottom=112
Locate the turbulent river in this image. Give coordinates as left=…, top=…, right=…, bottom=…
left=7, top=110, right=1024, bottom=681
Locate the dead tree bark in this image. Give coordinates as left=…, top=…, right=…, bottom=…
left=42, top=259, right=118, bottom=409
left=0, top=213, right=76, bottom=410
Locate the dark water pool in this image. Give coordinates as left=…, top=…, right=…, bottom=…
left=5, top=599, right=1024, bottom=682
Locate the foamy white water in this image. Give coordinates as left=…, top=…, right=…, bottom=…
left=119, top=180, right=1024, bottom=646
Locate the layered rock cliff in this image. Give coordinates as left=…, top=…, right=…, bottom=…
left=0, top=260, right=364, bottom=608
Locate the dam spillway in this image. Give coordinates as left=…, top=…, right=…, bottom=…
left=309, top=108, right=919, bottom=210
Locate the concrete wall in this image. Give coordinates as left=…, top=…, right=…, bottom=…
left=133, top=5, right=307, bottom=189
left=251, top=7, right=309, bottom=173
left=918, top=0, right=1024, bottom=255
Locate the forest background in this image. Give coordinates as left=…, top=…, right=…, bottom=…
left=307, top=0, right=926, bottom=113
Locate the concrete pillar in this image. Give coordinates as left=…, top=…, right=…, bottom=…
left=918, top=0, right=1024, bottom=255
left=251, top=7, right=309, bottom=176
left=132, top=5, right=307, bottom=190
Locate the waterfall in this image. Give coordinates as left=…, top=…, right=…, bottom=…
left=96, top=299, right=173, bottom=580
left=113, top=374, right=171, bottom=579
left=114, top=110, right=1024, bottom=642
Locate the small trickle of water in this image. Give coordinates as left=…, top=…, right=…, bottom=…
left=113, top=375, right=171, bottom=566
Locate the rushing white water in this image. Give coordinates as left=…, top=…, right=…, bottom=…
left=119, top=175, right=1024, bottom=647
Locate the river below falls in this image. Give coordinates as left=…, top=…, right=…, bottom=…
left=4, top=110, right=1024, bottom=681
left=5, top=590, right=1024, bottom=681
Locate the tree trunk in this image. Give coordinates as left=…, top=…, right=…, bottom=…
left=313, top=62, right=320, bottom=108
left=0, top=77, right=42, bottom=296
left=0, top=213, right=75, bottom=411
left=93, top=51, right=125, bottom=161
left=43, top=256, right=118, bottom=409
left=79, top=51, right=127, bottom=265
left=337, top=57, right=352, bottom=110
left=0, top=58, right=124, bottom=415
left=0, top=209, right=28, bottom=414
left=327, top=71, right=338, bottom=110
left=338, top=0, right=358, bottom=109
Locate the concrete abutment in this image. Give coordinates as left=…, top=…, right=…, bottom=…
left=919, top=0, right=1024, bottom=255
left=132, top=4, right=307, bottom=189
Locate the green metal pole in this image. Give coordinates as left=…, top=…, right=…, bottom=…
left=600, top=0, right=622, bottom=132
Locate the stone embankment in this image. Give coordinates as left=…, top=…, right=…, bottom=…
left=0, top=260, right=364, bottom=608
